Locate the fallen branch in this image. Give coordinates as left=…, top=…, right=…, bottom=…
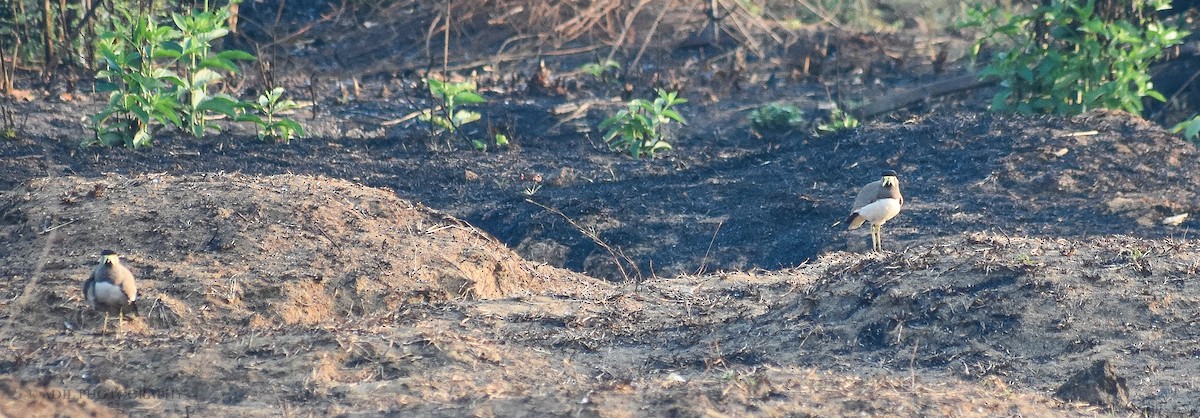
left=851, top=72, right=997, bottom=120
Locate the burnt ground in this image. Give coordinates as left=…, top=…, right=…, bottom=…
left=3, top=1, right=1200, bottom=416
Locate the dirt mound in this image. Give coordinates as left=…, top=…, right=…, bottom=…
left=751, top=234, right=1200, bottom=415
left=0, top=173, right=605, bottom=329
left=0, top=173, right=614, bottom=415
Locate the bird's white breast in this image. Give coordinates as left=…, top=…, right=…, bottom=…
left=856, top=198, right=902, bottom=225
left=92, top=281, right=129, bottom=305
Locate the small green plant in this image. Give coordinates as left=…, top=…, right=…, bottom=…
left=1124, top=247, right=1148, bottom=263
left=418, top=78, right=485, bottom=140
left=579, top=59, right=620, bottom=80
left=962, top=0, right=1186, bottom=115
left=1, top=99, right=18, bottom=139
left=749, top=103, right=804, bottom=138
left=1171, top=115, right=1200, bottom=142
left=601, top=89, right=687, bottom=158
left=816, top=106, right=859, bottom=134
left=1014, top=253, right=1037, bottom=266
left=237, top=87, right=305, bottom=143
left=470, top=133, right=513, bottom=150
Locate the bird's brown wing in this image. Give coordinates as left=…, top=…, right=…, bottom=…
left=846, top=179, right=884, bottom=230
left=112, top=264, right=137, bottom=303
left=851, top=180, right=883, bottom=212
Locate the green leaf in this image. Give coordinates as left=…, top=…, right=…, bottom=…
left=94, top=81, right=120, bottom=93
left=453, top=91, right=486, bottom=105
left=132, top=129, right=153, bottom=148
left=199, top=57, right=239, bottom=73
left=659, top=109, right=687, bottom=124
left=215, top=49, right=255, bottom=62
left=191, top=68, right=225, bottom=86
left=278, top=120, right=305, bottom=137
left=197, top=28, right=230, bottom=43
left=197, top=96, right=240, bottom=117
left=172, top=14, right=188, bottom=32
left=1188, top=120, right=1200, bottom=139
left=236, top=114, right=265, bottom=124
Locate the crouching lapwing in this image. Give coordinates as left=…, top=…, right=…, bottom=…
left=83, top=250, right=138, bottom=332
left=847, top=170, right=904, bottom=252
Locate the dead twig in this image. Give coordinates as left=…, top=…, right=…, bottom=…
left=38, top=218, right=76, bottom=235
left=852, top=72, right=997, bottom=120
left=605, top=0, right=652, bottom=64
left=631, top=0, right=672, bottom=69
left=695, top=219, right=725, bottom=275
left=525, top=198, right=641, bottom=284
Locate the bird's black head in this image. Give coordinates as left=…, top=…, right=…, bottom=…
left=882, top=170, right=898, bottom=177
left=99, top=249, right=120, bottom=266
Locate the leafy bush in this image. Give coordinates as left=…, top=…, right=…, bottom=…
left=90, top=1, right=254, bottom=148
left=90, top=10, right=186, bottom=148
left=749, top=103, right=804, bottom=138
left=171, top=4, right=255, bottom=137
left=601, top=89, right=687, bottom=158
left=963, top=0, right=1186, bottom=115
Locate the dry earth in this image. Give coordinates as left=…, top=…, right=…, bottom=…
left=6, top=173, right=1195, bottom=417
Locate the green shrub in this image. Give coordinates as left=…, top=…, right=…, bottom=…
left=601, top=89, right=687, bottom=158
left=171, top=4, right=255, bottom=137
left=90, top=1, right=254, bottom=147
left=749, top=103, right=804, bottom=138
left=90, top=9, right=186, bottom=148
left=963, top=0, right=1186, bottom=116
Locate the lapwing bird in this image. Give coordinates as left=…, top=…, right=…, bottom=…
left=847, top=170, right=904, bottom=252
left=83, top=250, right=138, bottom=331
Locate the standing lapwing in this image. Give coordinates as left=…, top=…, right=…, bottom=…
left=847, top=170, right=904, bottom=252
left=83, top=250, right=138, bottom=331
